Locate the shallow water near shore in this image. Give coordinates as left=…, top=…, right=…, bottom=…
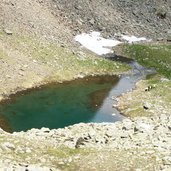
left=0, top=56, right=156, bottom=132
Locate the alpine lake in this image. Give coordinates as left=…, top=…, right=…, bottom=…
left=0, top=57, right=155, bottom=132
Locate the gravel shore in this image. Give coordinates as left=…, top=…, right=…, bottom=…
left=0, top=113, right=170, bottom=170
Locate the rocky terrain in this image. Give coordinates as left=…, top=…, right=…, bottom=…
left=0, top=114, right=171, bottom=170
left=1, top=0, right=171, bottom=41
left=0, top=0, right=171, bottom=170
left=51, top=0, right=171, bottom=39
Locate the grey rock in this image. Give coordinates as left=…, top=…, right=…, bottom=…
left=163, top=156, right=171, bottom=165
left=157, top=37, right=164, bottom=41
left=89, top=18, right=95, bottom=25
left=156, top=7, right=167, bottom=19
left=75, top=137, right=85, bottom=148
left=143, top=102, right=152, bottom=110
left=1, top=142, right=15, bottom=151
left=167, top=35, right=171, bottom=42
left=3, top=29, right=13, bottom=35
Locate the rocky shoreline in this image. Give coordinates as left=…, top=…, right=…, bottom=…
left=0, top=113, right=170, bottom=170
left=23, top=114, right=171, bottom=151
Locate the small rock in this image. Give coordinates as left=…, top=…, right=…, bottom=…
left=167, top=35, right=171, bottom=42
left=58, top=161, right=65, bottom=165
left=89, top=18, right=95, bottom=25
left=4, top=29, right=13, bottom=35
left=41, top=127, right=50, bottom=133
left=68, top=158, right=72, bottom=163
left=135, top=169, right=142, bottom=171
left=156, top=6, right=167, bottom=19
left=75, top=137, right=85, bottom=148
left=38, top=0, right=43, bottom=3
left=1, top=142, right=15, bottom=150
left=122, top=118, right=133, bottom=130
left=163, top=156, right=171, bottom=165
left=23, top=65, right=28, bottom=68
left=25, top=148, right=32, bottom=153
left=143, top=102, right=152, bottom=110
left=74, top=5, right=82, bottom=10
left=134, top=126, right=139, bottom=133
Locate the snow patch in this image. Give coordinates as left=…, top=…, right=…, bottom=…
left=121, top=35, right=147, bottom=43
left=75, top=31, right=149, bottom=55
left=74, top=32, right=121, bottom=55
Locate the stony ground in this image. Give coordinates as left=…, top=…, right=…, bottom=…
left=51, top=0, right=171, bottom=39
left=1, top=0, right=171, bottom=41
left=0, top=113, right=171, bottom=170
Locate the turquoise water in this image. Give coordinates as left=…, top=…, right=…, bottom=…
left=0, top=76, right=121, bottom=132
left=0, top=55, right=156, bottom=133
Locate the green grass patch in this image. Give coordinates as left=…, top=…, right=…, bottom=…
left=47, top=146, right=92, bottom=158
left=124, top=44, right=171, bottom=79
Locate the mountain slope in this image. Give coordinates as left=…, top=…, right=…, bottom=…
left=1, top=0, right=171, bottom=41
